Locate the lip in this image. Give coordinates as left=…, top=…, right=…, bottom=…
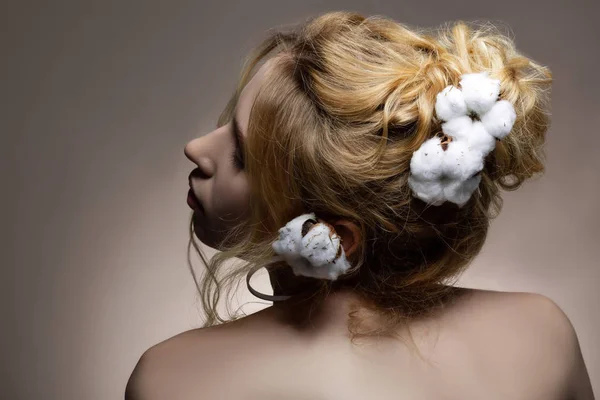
left=187, top=188, right=204, bottom=213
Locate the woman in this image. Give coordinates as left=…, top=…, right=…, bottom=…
left=126, top=11, right=595, bottom=400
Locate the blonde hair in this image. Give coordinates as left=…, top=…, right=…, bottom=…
left=188, top=11, right=552, bottom=343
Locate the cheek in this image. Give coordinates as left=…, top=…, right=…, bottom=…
left=194, top=175, right=250, bottom=250
left=212, top=176, right=251, bottom=221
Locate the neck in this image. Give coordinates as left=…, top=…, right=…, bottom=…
left=267, top=266, right=369, bottom=332
left=267, top=264, right=315, bottom=297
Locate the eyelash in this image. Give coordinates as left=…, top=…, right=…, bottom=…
left=230, top=147, right=244, bottom=169
left=229, top=119, right=244, bottom=169
left=219, top=119, right=244, bottom=169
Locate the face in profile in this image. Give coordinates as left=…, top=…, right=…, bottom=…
left=183, top=58, right=275, bottom=249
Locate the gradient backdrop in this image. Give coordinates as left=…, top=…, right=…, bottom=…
left=2, top=0, right=598, bottom=399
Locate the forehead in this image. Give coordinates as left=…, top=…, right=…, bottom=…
left=235, top=57, right=278, bottom=136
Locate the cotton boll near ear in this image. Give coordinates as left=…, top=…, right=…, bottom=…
left=444, top=174, right=482, bottom=207
left=459, top=72, right=501, bottom=116
left=296, top=222, right=350, bottom=280
left=408, top=176, right=446, bottom=206
left=272, top=213, right=317, bottom=258
left=441, top=115, right=473, bottom=141
left=409, top=136, right=445, bottom=181
left=326, top=251, right=350, bottom=280
left=435, top=85, right=467, bottom=121
left=299, top=223, right=340, bottom=267
left=480, top=100, right=517, bottom=139
left=289, top=257, right=320, bottom=279
left=441, top=140, right=484, bottom=181
left=272, top=230, right=301, bottom=258
left=466, top=121, right=497, bottom=156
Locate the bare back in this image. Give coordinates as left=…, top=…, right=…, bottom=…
left=127, top=288, right=588, bottom=400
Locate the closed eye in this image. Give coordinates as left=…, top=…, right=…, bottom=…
left=229, top=119, right=245, bottom=169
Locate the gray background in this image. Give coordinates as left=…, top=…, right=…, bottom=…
left=1, top=0, right=598, bottom=399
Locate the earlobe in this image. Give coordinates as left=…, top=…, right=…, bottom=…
left=331, top=219, right=361, bottom=257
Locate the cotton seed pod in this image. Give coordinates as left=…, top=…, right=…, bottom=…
left=441, top=115, right=473, bottom=141
left=459, top=72, right=501, bottom=116
left=435, top=85, right=468, bottom=121
left=272, top=213, right=352, bottom=281
left=409, top=136, right=445, bottom=181
left=408, top=175, right=446, bottom=206
left=443, top=174, right=482, bottom=207
left=441, top=140, right=484, bottom=181
left=465, top=121, right=497, bottom=156
left=299, top=220, right=343, bottom=268
left=272, top=213, right=317, bottom=259
left=480, top=99, right=517, bottom=139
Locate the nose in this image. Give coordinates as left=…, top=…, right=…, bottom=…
left=184, top=137, right=217, bottom=178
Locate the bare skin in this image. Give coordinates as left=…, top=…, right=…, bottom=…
left=126, top=56, right=595, bottom=400
left=127, top=288, right=594, bottom=400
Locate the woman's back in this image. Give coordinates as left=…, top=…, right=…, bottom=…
left=138, top=12, right=596, bottom=400
left=126, top=288, right=590, bottom=400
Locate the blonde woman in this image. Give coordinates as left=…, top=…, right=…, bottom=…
left=126, top=11, right=594, bottom=400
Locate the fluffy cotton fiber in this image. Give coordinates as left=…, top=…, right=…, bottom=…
left=408, top=71, right=516, bottom=207
left=480, top=100, right=517, bottom=139
left=459, top=72, right=501, bottom=115
left=271, top=212, right=351, bottom=280
left=441, top=140, right=484, bottom=181
left=465, top=121, right=497, bottom=156
left=409, top=136, right=445, bottom=181
left=444, top=174, right=482, bottom=207
left=271, top=213, right=315, bottom=261
left=407, top=176, right=446, bottom=206
left=435, top=85, right=468, bottom=121
left=441, top=116, right=474, bottom=141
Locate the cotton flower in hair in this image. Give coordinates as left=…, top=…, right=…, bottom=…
left=271, top=213, right=351, bottom=280
left=408, top=71, right=517, bottom=207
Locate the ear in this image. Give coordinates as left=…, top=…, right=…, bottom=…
left=331, top=219, right=361, bottom=258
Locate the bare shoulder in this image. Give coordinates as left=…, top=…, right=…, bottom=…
left=124, top=312, right=280, bottom=400
left=453, top=289, right=594, bottom=399
left=461, top=289, right=581, bottom=355
left=125, top=328, right=211, bottom=400
left=125, top=290, right=594, bottom=400
left=125, top=322, right=230, bottom=400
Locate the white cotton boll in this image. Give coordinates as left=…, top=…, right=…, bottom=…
left=465, top=121, right=497, bottom=156
left=291, top=254, right=348, bottom=280
left=435, top=85, right=467, bottom=121
left=459, top=72, right=501, bottom=116
left=271, top=231, right=301, bottom=259
left=299, top=223, right=339, bottom=267
left=272, top=212, right=317, bottom=259
left=441, top=115, right=473, bottom=141
left=288, top=257, right=318, bottom=278
left=306, top=250, right=350, bottom=280
left=441, top=140, right=484, bottom=181
left=408, top=175, right=446, bottom=206
left=273, top=213, right=352, bottom=280
left=326, top=251, right=351, bottom=280
left=444, top=174, right=482, bottom=207
left=480, top=99, right=517, bottom=139
left=293, top=223, right=350, bottom=280
left=410, top=136, right=445, bottom=181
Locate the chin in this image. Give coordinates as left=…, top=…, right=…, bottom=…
left=191, top=220, right=230, bottom=251
left=191, top=210, right=249, bottom=251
